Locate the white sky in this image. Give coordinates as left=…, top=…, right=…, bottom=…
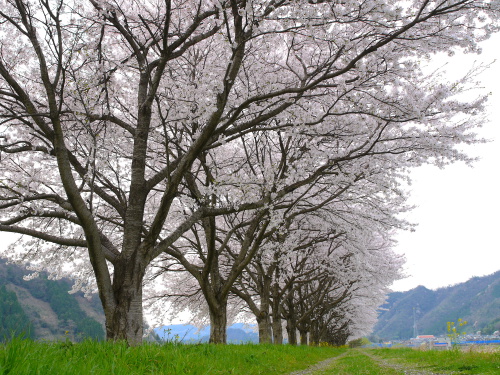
left=0, top=30, right=499, bottom=296
left=390, top=34, right=500, bottom=292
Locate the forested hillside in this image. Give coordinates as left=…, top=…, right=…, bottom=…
left=0, top=259, right=105, bottom=342
left=372, top=271, right=500, bottom=341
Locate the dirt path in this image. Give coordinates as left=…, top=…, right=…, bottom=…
left=287, top=351, right=350, bottom=375
left=360, top=350, right=454, bottom=375
left=287, top=350, right=455, bottom=375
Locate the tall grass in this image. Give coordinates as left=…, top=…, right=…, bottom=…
left=0, top=338, right=346, bottom=375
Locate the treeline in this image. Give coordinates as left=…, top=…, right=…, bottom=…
left=0, top=261, right=104, bottom=342
left=482, top=318, right=500, bottom=335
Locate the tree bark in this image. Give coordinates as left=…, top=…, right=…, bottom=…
left=299, top=329, right=308, bottom=346
left=208, top=299, right=227, bottom=344
left=286, top=318, right=298, bottom=345
left=257, top=312, right=272, bottom=344
left=100, top=254, right=147, bottom=345
left=271, top=278, right=283, bottom=344
left=310, top=321, right=320, bottom=346
left=106, top=272, right=144, bottom=345
left=257, top=279, right=272, bottom=343
left=272, top=314, right=283, bottom=344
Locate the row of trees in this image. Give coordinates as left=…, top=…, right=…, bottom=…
left=0, top=0, right=498, bottom=344
left=146, top=142, right=405, bottom=343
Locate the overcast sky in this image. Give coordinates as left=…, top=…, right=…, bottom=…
left=390, top=34, right=500, bottom=292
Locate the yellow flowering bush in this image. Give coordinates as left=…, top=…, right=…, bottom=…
left=447, top=318, right=467, bottom=343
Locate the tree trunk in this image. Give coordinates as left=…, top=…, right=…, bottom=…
left=271, top=281, right=283, bottom=344
left=104, top=256, right=146, bottom=345
left=272, top=315, right=283, bottom=344
left=208, top=299, right=228, bottom=344
left=257, top=313, right=273, bottom=344
left=106, top=281, right=143, bottom=345
left=287, top=318, right=297, bottom=345
left=285, top=292, right=297, bottom=345
left=299, top=329, right=308, bottom=346
left=257, top=284, right=272, bottom=343
left=310, top=322, right=320, bottom=346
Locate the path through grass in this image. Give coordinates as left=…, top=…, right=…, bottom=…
left=301, top=350, right=401, bottom=375
left=294, top=347, right=500, bottom=375
left=369, top=347, right=500, bottom=375
left=304, top=348, right=500, bottom=375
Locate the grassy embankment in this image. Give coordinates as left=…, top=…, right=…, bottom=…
left=2, top=338, right=500, bottom=374
left=0, top=338, right=345, bottom=375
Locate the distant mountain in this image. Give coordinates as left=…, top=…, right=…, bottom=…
left=0, top=259, right=105, bottom=342
left=372, top=271, right=500, bottom=341
left=154, top=323, right=259, bottom=343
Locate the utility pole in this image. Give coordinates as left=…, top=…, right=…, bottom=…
left=413, top=307, right=418, bottom=338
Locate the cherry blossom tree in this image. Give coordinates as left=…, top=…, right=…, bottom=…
left=148, top=122, right=409, bottom=344
left=0, top=0, right=498, bottom=344
left=248, top=216, right=403, bottom=345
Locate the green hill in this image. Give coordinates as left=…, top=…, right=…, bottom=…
left=372, top=271, right=500, bottom=341
left=0, top=259, right=105, bottom=342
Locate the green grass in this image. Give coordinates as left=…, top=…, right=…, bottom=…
left=369, top=347, right=500, bottom=374
left=2, top=339, right=500, bottom=375
left=0, top=338, right=346, bottom=375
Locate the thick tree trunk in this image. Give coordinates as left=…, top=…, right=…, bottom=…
left=257, top=313, right=273, bottom=344
left=208, top=299, right=228, bottom=344
left=106, top=282, right=143, bottom=345
left=105, top=257, right=145, bottom=345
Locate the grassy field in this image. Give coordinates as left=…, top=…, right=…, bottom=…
left=1, top=339, right=500, bottom=374
left=0, top=338, right=345, bottom=375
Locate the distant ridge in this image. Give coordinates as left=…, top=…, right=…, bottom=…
left=372, top=270, right=500, bottom=341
